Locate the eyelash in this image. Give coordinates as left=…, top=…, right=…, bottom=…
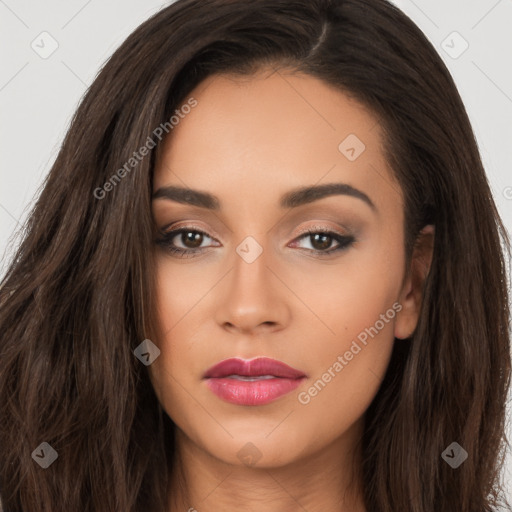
left=156, top=226, right=355, bottom=259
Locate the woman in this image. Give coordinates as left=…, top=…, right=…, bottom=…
left=0, top=0, right=510, bottom=510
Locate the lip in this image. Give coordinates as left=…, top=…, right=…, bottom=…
left=203, top=357, right=307, bottom=406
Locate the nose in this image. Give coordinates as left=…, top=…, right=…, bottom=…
left=214, top=240, right=291, bottom=335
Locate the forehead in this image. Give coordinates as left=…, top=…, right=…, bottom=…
left=153, top=69, right=401, bottom=215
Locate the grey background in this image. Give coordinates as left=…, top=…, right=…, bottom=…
left=1, top=0, right=511, bottom=503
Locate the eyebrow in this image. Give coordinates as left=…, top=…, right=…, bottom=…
left=152, top=182, right=376, bottom=212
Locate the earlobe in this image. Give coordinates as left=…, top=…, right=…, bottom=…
left=394, top=224, right=435, bottom=340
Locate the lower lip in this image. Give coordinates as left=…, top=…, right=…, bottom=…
left=205, top=377, right=305, bottom=405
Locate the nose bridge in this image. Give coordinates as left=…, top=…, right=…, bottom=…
left=233, top=235, right=269, bottom=293
left=215, top=233, right=289, bottom=332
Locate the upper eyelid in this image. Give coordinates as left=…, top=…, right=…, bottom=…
left=294, top=224, right=350, bottom=237
left=160, top=222, right=216, bottom=237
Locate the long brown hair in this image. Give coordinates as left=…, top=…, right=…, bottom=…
left=1, top=0, right=510, bottom=510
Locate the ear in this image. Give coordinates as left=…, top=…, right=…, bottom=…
left=394, top=224, right=435, bottom=340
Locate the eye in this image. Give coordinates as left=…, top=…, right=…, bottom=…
left=155, top=227, right=220, bottom=258
left=289, top=227, right=355, bottom=256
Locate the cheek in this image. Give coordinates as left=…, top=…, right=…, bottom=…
left=278, top=236, right=403, bottom=352
left=148, top=258, right=236, bottom=416
left=153, top=259, right=220, bottom=332
left=294, top=331, right=394, bottom=452
left=293, top=278, right=400, bottom=443
left=147, top=262, right=203, bottom=401
left=286, top=240, right=402, bottom=426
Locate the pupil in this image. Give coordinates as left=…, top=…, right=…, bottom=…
left=183, top=231, right=203, bottom=248
left=312, top=233, right=331, bottom=250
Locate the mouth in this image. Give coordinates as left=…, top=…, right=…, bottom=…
left=203, top=357, right=307, bottom=406
left=220, top=375, right=278, bottom=381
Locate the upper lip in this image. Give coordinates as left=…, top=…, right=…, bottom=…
left=203, top=357, right=306, bottom=379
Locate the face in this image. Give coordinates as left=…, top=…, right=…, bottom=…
left=149, top=68, right=415, bottom=470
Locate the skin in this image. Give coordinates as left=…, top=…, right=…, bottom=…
left=149, top=67, right=434, bottom=512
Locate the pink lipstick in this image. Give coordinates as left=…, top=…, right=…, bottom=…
left=203, top=357, right=306, bottom=406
